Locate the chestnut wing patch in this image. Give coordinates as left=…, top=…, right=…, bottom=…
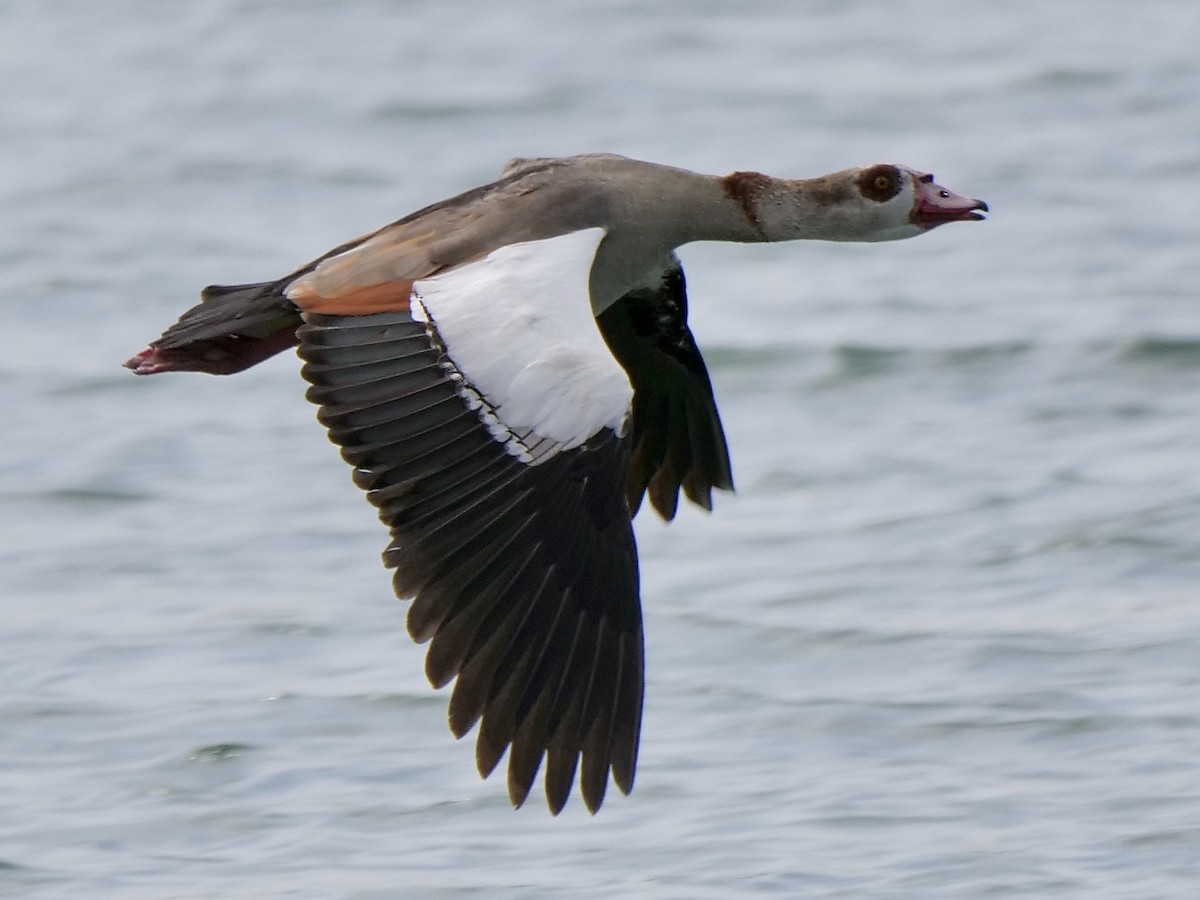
left=296, top=310, right=643, bottom=813
left=287, top=278, right=416, bottom=316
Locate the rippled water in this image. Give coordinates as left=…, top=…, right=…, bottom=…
left=3, top=1, right=1200, bottom=897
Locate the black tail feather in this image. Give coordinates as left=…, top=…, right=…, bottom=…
left=126, top=280, right=302, bottom=375
left=156, top=280, right=296, bottom=349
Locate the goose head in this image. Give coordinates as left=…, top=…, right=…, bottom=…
left=754, top=163, right=988, bottom=244
left=841, top=163, right=988, bottom=242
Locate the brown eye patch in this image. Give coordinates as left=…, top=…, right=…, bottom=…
left=856, top=164, right=902, bottom=203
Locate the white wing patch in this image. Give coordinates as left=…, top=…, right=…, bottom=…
left=410, top=228, right=632, bottom=461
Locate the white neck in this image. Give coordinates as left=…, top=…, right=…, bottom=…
left=714, top=171, right=910, bottom=244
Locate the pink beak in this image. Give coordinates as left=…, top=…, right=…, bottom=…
left=910, top=173, right=988, bottom=229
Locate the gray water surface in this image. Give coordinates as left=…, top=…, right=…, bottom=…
left=3, top=2, right=1199, bottom=897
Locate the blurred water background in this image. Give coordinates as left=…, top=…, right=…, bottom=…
left=2, top=1, right=1199, bottom=897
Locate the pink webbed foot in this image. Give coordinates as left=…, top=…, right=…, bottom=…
left=123, top=330, right=300, bottom=376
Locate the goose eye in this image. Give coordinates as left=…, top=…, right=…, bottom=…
left=857, top=164, right=902, bottom=202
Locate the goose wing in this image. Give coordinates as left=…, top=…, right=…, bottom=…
left=293, top=228, right=643, bottom=815
left=598, top=254, right=735, bottom=520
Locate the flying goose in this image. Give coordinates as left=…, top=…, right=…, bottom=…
left=125, top=153, right=987, bottom=814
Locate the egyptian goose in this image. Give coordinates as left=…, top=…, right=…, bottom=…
left=125, top=154, right=987, bottom=813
